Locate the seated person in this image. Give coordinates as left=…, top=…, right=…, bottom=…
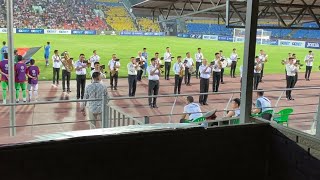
left=251, top=90, right=272, bottom=120
left=225, top=98, right=241, bottom=118
left=180, top=96, right=203, bottom=123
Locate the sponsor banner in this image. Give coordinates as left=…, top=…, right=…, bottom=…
left=44, top=29, right=71, bottom=35
left=0, top=28, right=7, bottom=33
left=120, top=31, right=165, bottom=36
left=218, top=36, right=233, bottom=42
left=16, top=29, right=44, bottom=34
left=190, top=34, right=202, bottom=39
left=202, top=35, right=218, bottom=41
left=177, top=33, right=190, bottom=38
left=279, top=40, right=305, bottom=48
left=269, top=39, right=279, bottom=45
left=305, top=42, right=320, bottom=49
left=71, top=30, right=96, bottom=35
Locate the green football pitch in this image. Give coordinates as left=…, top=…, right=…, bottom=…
left=0, top=34, right=317, bottom=80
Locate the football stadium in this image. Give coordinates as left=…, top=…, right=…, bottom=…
left=0, top=0, right=319, bottom=179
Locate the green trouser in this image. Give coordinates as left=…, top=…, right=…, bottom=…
left=15, top=82, right=27, bottom=99
left=1, top=81, right=8, bottom=100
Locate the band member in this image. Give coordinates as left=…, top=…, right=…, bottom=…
left=90, top=62, right=106, bottom=83
left=184, top=52, right=194, bottom=86
left=62, top=56, right=74, bottom=93
left=136, top=51, right=145, bottom=81
left=147, top=58, right=160, bottom=108
left=142, top=48, right=148, bottom=77
left=52, top=50, right=61, bottom=87
left=44, top=42, right=50, bottom=66
left=108, top=54, right=120, bottom=90
left=89, top=50, right=100, bottom=71
left=254, top=56, right=262, bottom=90
left=219, top=50, right=226, bottom=84
left=199, top=59, right=212, bottom=105
left=26, top=59, right=40, bottom=102
left=82, top=72, right=107, bottom=129
left=164, top=47, right=172, bottom=80
left=230, top=48, right=238, bottom=78
left=173, top=56, right=184, bottom=94
left=0, top=53, right=8, bottom=104
left=304, top=50, right=314, bottom=81
left=180, top=96, right=202, bottom=123
left=127, top=57, right=139, bottom=97
left=292, top=53, right=298, bottom=86
left=252, top=90, right=272, bottom=120
left=286, top=58, right=298, bottom=100
left=1, top=41, right=8, bottom=61
left=155, top=52, right=161, bottom=64
left=75, top=54, right=87, bottom=99
left=259, top=49, right=268, bottom=82
left=212, top=53, right=222, bottom=92
left=15, top=55, right=27, bottom=103
left=195, top=48, right=203, bottom=79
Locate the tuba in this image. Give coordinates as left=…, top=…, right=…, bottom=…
left=61, top=52, right=74, bottom=72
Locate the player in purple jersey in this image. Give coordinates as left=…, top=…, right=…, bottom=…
left=0, top=53, right=9, bottom=104
left=26, top=59, right=40, bottom=102
left=15, top=55, right=27, bottom=103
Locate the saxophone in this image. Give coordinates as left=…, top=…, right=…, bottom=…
left=179, top=63, right=184, bottom=77
left=61, top=52, right=74, bottom=72
left=110, top=61, right=117, bottom=77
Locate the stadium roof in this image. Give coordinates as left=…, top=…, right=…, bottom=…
left=132, top=0, right=320, bottom=29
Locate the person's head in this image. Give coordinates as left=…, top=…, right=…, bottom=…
left=219, top=50, right=223, bottom=55
left=198, top=48, right=201, bottom=52
left=143, top=48, right=147, bottom=52
left=177, top=56, right=182, bottom=62
left=288, top=53, right=292, bottom=57
left=30, top=59, right=35, bottom=65
left=79, top=53, right=85, bottom=61
left=260, top=49, right=264, bottom=54
left=166, top=47, right=170, bottom=52
left=47, top=42, right=50, bottom=45
left=17, top=55, right=23, bottom=62
left=54, top=50, right=58, bottom=55
left=3, top=53, right=8, bottom=60
left=130, top=57, right=136, bottom=63
left=151, top=57, right=156, bottom=66
left=202, top=58, right=207, bottom=65
left=94, top=61, right=100, bottom=69
left=186, top=96, right=194, bottom=104
left=14, top=49, right=17, bottom=55
left=288, top=57, right=294, bottom=65
left=292, top=53, right=296, bottom=58
left=257, top=89, right=264, bottom=97
left=233, top=48, right=236, bottom=52
left=232, top=98, right=240, bottom=109
left=215, top=52, right=220, bottom=59
left=186, top=52, right=190, bottom=58
left=138, top=51, right=142, bottom=56
left=92, top=72, right=101, bottom=81
left=112, top=54, right=117, bottom=60
left=255, top=56, right=260, bottom=61
left=93, top=50, right=97, bottom=55
left=155, top=52, right=159, bottom=57
left=3, top=41, right=6, bottom=46
left=309, top=50, right=312, bottom=54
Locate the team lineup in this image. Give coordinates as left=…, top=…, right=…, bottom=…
left=0, top=40, right=316, bottom=124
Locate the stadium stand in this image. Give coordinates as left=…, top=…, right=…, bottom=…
left=137, top=17, right=161, bottom=32
left=186, top=23, right=233, bottom=36
left=105, top=6, right=137, bottom=31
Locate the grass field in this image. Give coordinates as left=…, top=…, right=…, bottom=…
left=0, top=34, right=318, bottom=80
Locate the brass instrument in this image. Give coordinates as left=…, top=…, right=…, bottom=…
left=255, top=62, right=262, bottom=71
left=60, top=52, right=74, bottom=72
left=179, top=63, right=184, bottom=77
left=110, top=61, right=117, bottom=77
left=281, top=59, right=287, bottom=65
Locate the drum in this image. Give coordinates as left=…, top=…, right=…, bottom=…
left=221, top=60, right=228, bottom=68
left=227, top=58, right=232, bottom=67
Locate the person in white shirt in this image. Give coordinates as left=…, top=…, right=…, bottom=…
left=195, top=48, right=204, bottom=79
left=286, top=58, right=298, bottom=100
left=89, top=50, right=100, bottom=71
left=230, top=48, right=238, bottom=78
left=180, top=96, right=203, bottom=123
left=304, top=50, right=314, bottom=81
left=155, top=52, right=161, bottom=64
left=61, top=54, right=74, bottom=93
left=292, top=53, right=299, bottom=86
left=108, top=54, right=120, bottom=90
left=90, top=62, right=106, bottom=83
left=259, top=49, right=268, bottom=82
left=199, top=59, right=212, bottom=105
left=127, top=57, right=139, bottom=97
left=52, top=50, right=61, bottom=87
left=163, top=47, right=172, bottom=80
left=212, top=52, right=222, bottom=92
left=254, top=56, right=262, bottom=90
left=74, top=53, right=87, bottom=99
left=184, top=52, right=194, bottom=86
left=219, top=50, right=226, bottom=84
left=136, top=51, right=146, bottom=81
left=225, top=98, right=241, bottom=118
left=173, top=56, right=184, bottom=94
left=147, top=58, right=160, bottom=108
